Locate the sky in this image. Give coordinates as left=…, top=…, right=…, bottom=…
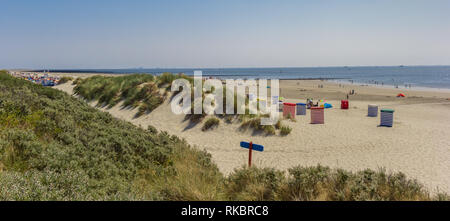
left=1, top=0, right=450, bottom=69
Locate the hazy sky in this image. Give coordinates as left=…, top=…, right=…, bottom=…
left=1, top=0, right=450, bottom=69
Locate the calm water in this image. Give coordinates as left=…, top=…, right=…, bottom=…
left=48, top=66, right=450, bottom=89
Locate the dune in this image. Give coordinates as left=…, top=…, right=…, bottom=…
left=53, top=76, right=450, bottom=194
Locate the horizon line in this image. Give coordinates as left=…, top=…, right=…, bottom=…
left=7, top=64, right=450, bottom=71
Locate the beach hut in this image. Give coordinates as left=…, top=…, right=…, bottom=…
left=341, top=100, right=349, bottom=109
left=368, top=104, right=378, bottom=117
left=310, top=107, right=324, bottom=124
left=380, top=109, right=395, bottom=127
left=296, top=103, right=306, bottom=115
left=283, top=103, right=296, bottom=119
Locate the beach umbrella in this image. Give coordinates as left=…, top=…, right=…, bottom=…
left=397, top=93, right=405, bottom=97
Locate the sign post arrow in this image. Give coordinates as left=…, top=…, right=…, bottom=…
left=240, top=141, right=264, bottom=167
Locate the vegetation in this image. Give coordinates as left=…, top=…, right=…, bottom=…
left=280, top=126, right=292, bottom=136
left=157, top=72, right=193, bottom=87
left=58, top=76, right=73, bottom=85
left=74, top=73, right=290, bottom=135
left=225, top=166, right=444, bottom=201
left=275, top=120, right=282, bottom=129
left=72, top=77, right=82, bottom=85
left=202, top=117, right=220, bottom=131
left=73, top=74, right=163, bottom=115
left=1, top=70, right=446, bottom=201
left=0, top=70, right=220, bottom=200
left=240, top=117, right=276, bottom=135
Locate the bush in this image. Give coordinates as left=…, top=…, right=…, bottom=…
left=157, top=72, right=193, bottom=87
left=202, top=117, right=220, bottom=131
left=72, top=78, right=81, bottom=85
left=58, top=76, right=73, bottom=84
left=274, top=120, right=281, bottom=129
left=147, top=125, right=158, bottom=134
left=277, top=166, right=431, bottom=201
left=226, top=167, right=285, bottom=200
left=240, top=117, right=276, bottom=135
left=279, top=165, right=331, bottom=200
left=280, top=126, right=292, bottom=136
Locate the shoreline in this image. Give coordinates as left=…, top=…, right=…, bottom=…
left=329, top=79, right=450, bottom=94
left=9, top=69, right=450, bottom=94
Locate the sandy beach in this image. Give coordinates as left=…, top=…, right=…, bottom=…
left=52, top=73, right=450, bottom=194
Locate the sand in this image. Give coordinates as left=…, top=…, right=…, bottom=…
left=53, top=74, right=450, bottom=194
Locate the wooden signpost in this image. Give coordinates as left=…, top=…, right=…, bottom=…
left=240, top=141, right=264, bottom=167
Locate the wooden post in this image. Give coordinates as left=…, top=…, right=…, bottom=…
left=248, top=142, right=253, bottom=167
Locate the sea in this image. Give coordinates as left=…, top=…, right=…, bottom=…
left=45, top=66, right=450, bottom=90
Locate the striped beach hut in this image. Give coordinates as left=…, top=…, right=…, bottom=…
left=368, top=104, right=378, bottom=117
left=296, top=103, right=306, bottom=115
left=380, top=109, right=394, bottom=127
left=283, top=103, right=296, bottom=119
left=310, top=107, right=324, bottom=124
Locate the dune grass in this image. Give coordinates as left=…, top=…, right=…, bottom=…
left=58, top=76, right=73, bottom=84
left=73, top=74, right=160, bottom=111
left=225, top=166, right=443, bottom=201
left=202, top=117, right=220, bottom=131
left=1, top=70, right=447, bottom=201
left=73, top=73, right=196, bottom=117
left=74, top=73, right=289, bottom=135
left=280, top=125, right=292, bottom=136
left=240, top=117, right=276, bottom=135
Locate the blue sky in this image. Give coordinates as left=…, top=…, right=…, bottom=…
left=1, top=0, right=449, bottom=69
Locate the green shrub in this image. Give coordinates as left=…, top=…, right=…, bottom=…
left=157, top=72, right=193, bottom=87
left=202, top=117, right=220, bottom=131
left=274, top=120, right=281, bottom=129
left=226, top=167, right=285, bottom=201
left=147, top=125, right=158, bottom=134
left=72, top=77, right=81, bottom=85
left=58, top=76, right=73, bottom=84
left=280, top=126, right=292, bottom=136
left=240, top=117, right=276, bottom=135
left=279, top=165, right=331, bottom=200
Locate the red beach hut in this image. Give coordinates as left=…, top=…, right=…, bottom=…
left=283, top=103, right=296, bottom=119
left=310, top=107, right=324, bottom=124
left=341, top=100, right=349, bottom=109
